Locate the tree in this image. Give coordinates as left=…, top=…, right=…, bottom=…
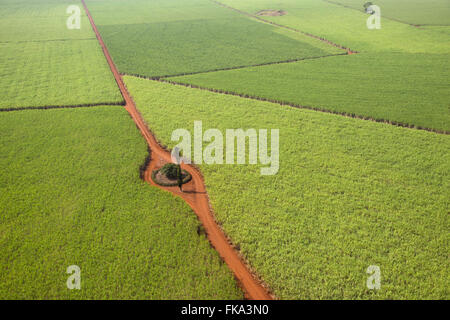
left=160, top=163, right=179, bottom=179
left=176, top=164, right=183, bottom=191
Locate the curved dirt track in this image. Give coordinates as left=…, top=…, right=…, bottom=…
left=81, top=0, right=272, bottom=300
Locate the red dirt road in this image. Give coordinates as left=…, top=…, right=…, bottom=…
left=81, top=0, right=272, bottom=300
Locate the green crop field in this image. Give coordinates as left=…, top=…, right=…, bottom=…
left=87, top=0, right=344, bottom=78
left=0, top=40, right=123, bottom=109
left=0, top=0, right=94, bottom=42
left=327, top=0, right=450, bottom=26
left=1, top=0, right=448, bottom=302
left=170, top=52, right=450, bottom=132
left=218, top=0, right=450, bottom=53
left=425, top=26, right=450, bottom=36
left=124, top=77, right=449, bottom=299
left=97, top=19, right=341, bottom=78
left=170, top=0, right=450, bottom=131
left=0, top=0, right=122, bottom=109
left=0, top=107, right=242, bottom=299
left=85, top=0, right=239, bottom=26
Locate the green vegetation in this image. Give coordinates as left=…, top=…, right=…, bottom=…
left=170, top=52, right=450, bottom=132
left=0, top=107, right=242, bottom=299
left=87, top=0, right=343, bottom=78
left=2, top=0, right=448, bottom=301
left=424, top=26, right=450, bottom=36
left=0, top=0, right=122, bottom=109
left=0, top=40, right=123, bottom=109
left=160, top=163, right=181, bottom=180
left=170, top=0, right=450, bottom=131
left=85, top=0, right=238, bottom=26
left=125, top=77, right=450, bottom=299
left=98, top=19, right=338, bottom=78
left=218, top=0, right=450, bottom=53
left=0, top=0, right=94, bottom=42
left=152, top=166, right=192, bottom=187
left=328, top=0, right=450, bottom=26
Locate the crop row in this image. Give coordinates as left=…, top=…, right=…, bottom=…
left=124, top=77, right=450, bottom=299
left=0, top=0, right=122, bottom=109
left=168, top=52, right=450, bottom=132
left=0, top=106, right=242, bottom=299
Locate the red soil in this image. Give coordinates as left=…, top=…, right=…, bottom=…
left=81, top=0, right=272, bottom=300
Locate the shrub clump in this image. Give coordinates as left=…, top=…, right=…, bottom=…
left=152, top=163, right=192, bottom=187
left=159, top=163, right=179, bottom=179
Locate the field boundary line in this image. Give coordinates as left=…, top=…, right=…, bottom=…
left=210, top=0, right=358, bottom=54
left=81, top=0, right=274, bottom=300
left=143, top=53, right=349, bottom=79
left=0, top=102, right=125, bottom=112
left=136, top=76, right=448, bottom=135
left=0, top=38, right=96, bottom=44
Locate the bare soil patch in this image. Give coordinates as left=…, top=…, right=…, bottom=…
left=256, top=9, right=287, bottom=17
